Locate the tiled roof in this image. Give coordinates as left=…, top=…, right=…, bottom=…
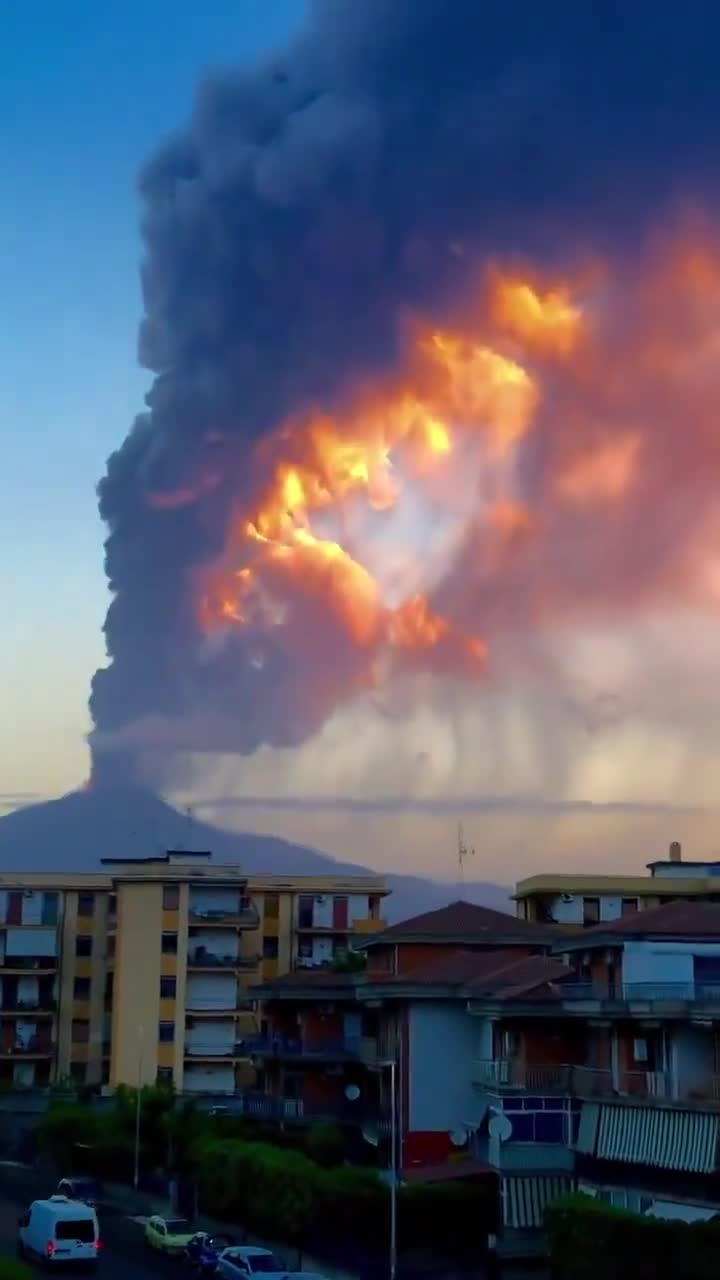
left=582, top=899, right=720, bottom=939
left=360, top=899, right=551, bottom=944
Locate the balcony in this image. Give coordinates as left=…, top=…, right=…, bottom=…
left=0, top=1036, right=53, bottom=1058
left=0, top=998, right=56, bottom=1015
left=231, top=1091, right=388, bottom=1128
left=187, top=950, right=260, bottom=971
left=184, top=1041, right=249, bottom=1059
left=472, top=1059, right=672, bottom=1102
left=189, top=903, right=260, bottom=928
left=245, top=1034, right=365, bottom=1061
left=558, top=980, right=720, bottom=1007
left=185, top=995, right=255, bottom=1013
left=0, top=958, right=57, bottom=973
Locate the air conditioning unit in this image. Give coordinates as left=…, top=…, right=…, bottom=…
left=560, top=893, right=574, bottom=903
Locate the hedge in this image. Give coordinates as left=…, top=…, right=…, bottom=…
left=545, top=1193, right=720, bottom=1280
left=192, top=1137, right=497, bottom=1255
left=0, top=1261, right=33, bottom=1280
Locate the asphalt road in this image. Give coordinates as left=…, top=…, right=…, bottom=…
left=0, top=1164, right=181, bottom=1278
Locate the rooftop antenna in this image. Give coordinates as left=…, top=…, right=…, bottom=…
left=457, top=822, right=475, bottom=890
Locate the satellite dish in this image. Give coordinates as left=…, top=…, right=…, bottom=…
left=361, top=1123, right=379, bottom=1147
left=488, top=1114, right=512, bottom=1143
left=449, top=1128, right=467, bottom=1148
left=344, top=1084, right=361, bottom=1102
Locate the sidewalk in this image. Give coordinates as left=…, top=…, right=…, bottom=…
left=102, top=1180, right=359, bottom=1280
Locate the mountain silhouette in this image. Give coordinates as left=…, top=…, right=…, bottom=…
left=0, top=786, right=509, bottom=921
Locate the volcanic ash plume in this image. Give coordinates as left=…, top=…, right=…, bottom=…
left=89, top=0, right=720, bottom=786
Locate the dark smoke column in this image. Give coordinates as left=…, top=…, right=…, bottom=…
left=89, top=0, right=720, bottom=787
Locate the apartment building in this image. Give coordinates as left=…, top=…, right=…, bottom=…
left=0, top=854, right=387, bottom=1095
left=252, top=901, right=555, bottom=1165
left=256, top=896, right=720, bottom=1239
left=515, top=840, right=720, bottom=928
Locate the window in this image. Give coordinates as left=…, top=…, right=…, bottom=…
left=75, top=935, right=92, bottom=957
left=160, top=976, right=177, bottom=999
left=108, top=893, right=117, bottom=917
left=56, top=1220, right=95, bottom=1243
left=621, top=898, right=639, bottom=916
left=263, top=936, right=279, bottom=960
left=71, top=1019, right=90, bottom=1043
left=69, top=1062, right=87, bottom=1082
left=632, top=1037, right=649, bottom=1064
left=158, top=1021, right=175, bottom=1043
left=582, top=898, right=600, bottom=927
left=157, top=1067, right=174, bottom=1084
left=105, top=972, right=114, bottom=1001
left=106, top=934, right=116, bottom=959
left=161, top=932, right=178, bottom=955
left=162, top=884, right=180, bottom=911
left=264, top=892, right=279, bottom=920
left=73, top=977, right=91, bottom=1000
left=77, top=892, right=95, bottom=918
left=298, top=895, right=314, bottom=929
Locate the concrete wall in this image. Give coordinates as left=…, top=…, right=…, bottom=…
left=111, top=883, right=164, bottom=1086
left=407, top=1002, right=482, bottom=1134
left=670, top=1026, right=716, bottom=1099
left=622, top=940, right=720, bottom=992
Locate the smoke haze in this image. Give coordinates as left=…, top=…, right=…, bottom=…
left=90, top=0, right=720, bottom=797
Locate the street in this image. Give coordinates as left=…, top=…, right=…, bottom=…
left=0, top=1164, right=180, bottom=1278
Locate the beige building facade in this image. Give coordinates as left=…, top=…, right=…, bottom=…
left=0, top=854, right=387, bottom=1094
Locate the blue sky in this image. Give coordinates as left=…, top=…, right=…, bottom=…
left=1, top=1, right=306, bottom=798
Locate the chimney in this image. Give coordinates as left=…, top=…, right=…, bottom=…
left=669, top=840, right=682, bottom=863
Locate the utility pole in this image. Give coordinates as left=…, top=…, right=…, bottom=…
left=457, top=822, right=475, bottom=889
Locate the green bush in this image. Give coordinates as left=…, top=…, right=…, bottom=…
left=545, top=1193, right=720, bottom=1280
left=0, top=1259, right=34, bottom=1280
left=304, top=1122, right=345, bottom=1167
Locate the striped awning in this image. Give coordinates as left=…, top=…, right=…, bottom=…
left=502, top=1175, right=572, bottom=1229
left=594, top=1105, right=719, bottom=1174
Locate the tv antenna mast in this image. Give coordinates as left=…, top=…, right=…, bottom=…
left=457, top=822, right=475, bottom=889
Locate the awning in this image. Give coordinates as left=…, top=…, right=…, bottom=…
left=593, top=1105, right=719, bottom=1174
left=502, top=1175, right=573, bottom=1229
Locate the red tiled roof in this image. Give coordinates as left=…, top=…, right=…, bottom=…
left=582, top=899, right=720, bottom=939
left=368, top=949, right=572, bottom=998
left=363, top=899, right=551, bottom=943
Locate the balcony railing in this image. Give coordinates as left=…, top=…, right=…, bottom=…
left=559, top=981, right=720, bottom=1004
left=185, top=1041, right=248, bottom=1058
left=245, top=1034, right=365, bottom=1060
left=189, top=903, right=260, bottom=928
left=0, top=1036, right=52, bottom=1057
left=187, top=951, right=260, bottom=970
left=230, top=1091, right=389, bottom=1128
left=0, top=958, right=57, bottom=970
left=473, top=1059, right=672, bottom=1101
left=186, top=994, right=254, bottom=1012
left=0, top=998, right=56, bottom=1013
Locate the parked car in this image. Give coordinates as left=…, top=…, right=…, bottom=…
left=18, top=1195, right=101, bottom=1268
left=216, top=1246, right=289, bottom=1278
left=144, top=1213, right=195, bottom=1256
left=56, top=1176, right=101, bottom=1207
left=186, top=1231, right=236, bottom=1273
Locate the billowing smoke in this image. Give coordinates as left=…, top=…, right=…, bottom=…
left=90, top=0, right=720, bottom=787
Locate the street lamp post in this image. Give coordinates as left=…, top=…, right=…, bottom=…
left=133, top=1026, right=144, bottom=1192
left=389, top=1058, right=397, bottom=1280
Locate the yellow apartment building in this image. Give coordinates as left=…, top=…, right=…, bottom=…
left=515, top=841, right=720, bottom=929
left=0, top=853, right=387, bottom=1095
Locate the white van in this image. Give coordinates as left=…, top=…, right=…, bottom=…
left=18, top=1195, right=100, bottom=1266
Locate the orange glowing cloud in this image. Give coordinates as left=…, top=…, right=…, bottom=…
left=170, top=227, right=720, bottom=723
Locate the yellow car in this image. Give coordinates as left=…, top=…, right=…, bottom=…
left=144, top=1214, right=195, bottom=1257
